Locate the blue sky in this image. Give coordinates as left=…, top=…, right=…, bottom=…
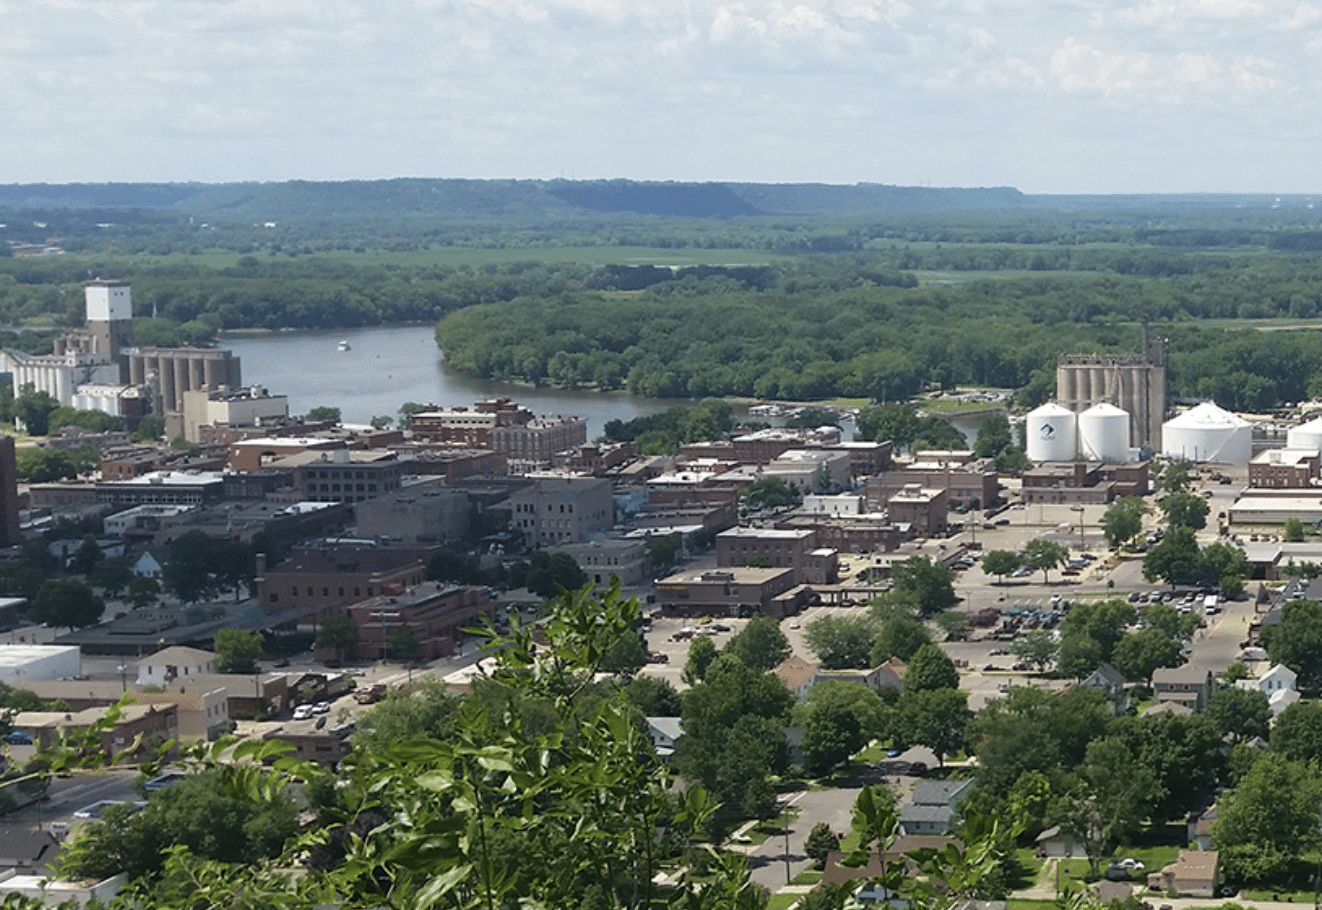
left=3, top=0, right=1320, bottom=193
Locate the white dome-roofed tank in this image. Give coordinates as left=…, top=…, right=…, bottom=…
left=1078, top=402, right=1131, bottom=463
left=1162, top=401, right=1252, bottom=464
left=1288, top=416, right=1322, bottom=454
left=1025, top=402, right=1077, bottom=462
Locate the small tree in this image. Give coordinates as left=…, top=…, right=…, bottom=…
left=805, top=822, right=840, bottom=868
left=316, top=612, right=359, bottom=663
left=214, top=628, right=264, bottom=674
left=682, top=634, right=718, bottom=684
left=1024, top=538, right=1068, bottom=585
left=1011, top=630, right=1059, bottom=673
left=1285, top=517, right=1307, bottom=543
left=726, top=616, right=791, bottom=671
left=1160, top=492, right=1210, bottom=531
left=1101, top=497, right=1146, bottom=549
left=980, top=550, right=1023, bottom=585
left=386, top=626, right=421, bottom=662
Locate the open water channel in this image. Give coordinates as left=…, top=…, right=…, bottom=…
left=221, top=323, right=987, bottom=442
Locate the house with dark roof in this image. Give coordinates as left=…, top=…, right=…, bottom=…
left=1152, top=666, right=1217, bottom=713
left=899, top=778, right=974, bottom=836
left=1080, top=662, right=1129, bottom=715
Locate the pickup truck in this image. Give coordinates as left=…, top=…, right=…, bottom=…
left=354, top=683, right=387, bottom=705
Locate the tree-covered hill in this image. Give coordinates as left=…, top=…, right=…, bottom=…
left=2, top=177, right=1318, bottom=221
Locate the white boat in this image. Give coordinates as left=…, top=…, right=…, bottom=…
left=337, top=340, right=350, bottom=351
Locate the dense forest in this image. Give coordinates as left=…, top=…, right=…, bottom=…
left=6, top=178, right=1322, bottom=410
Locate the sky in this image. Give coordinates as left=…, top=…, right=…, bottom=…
left=2, top=0, right=1321, bottom=194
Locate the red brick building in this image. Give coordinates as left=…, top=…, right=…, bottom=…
left=348, top=582, right=495, bottom=659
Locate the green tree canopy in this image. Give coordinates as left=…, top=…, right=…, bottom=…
left=214, top=628, right=264, bottom=674
left=891, top=556, right=958, bottom=617
left=1260, top=598, right=1322, bottom=691
left=904, top=643, right=960, bottom=692
left=1160, top=492, right=1210, bottom=531
left=1207, top=686, right=1272, bottom=745
left=805, top=614, right=878, bottom=669
left=1214, top=752, right=1322, bottom=884
left=29, top=577, right=103, bottom=631
left=980, top=550, right=1023, bottom=585
left=725, top=616, right=791, bottom=671
left=682, top=634, right=718, bottom=685
left=1023, top=538, right=1068, bottom=585
left=1142, top=525, right=1203, bottom=588
left=1100, top=497, right=1146, bottom=549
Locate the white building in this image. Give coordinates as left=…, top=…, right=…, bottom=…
left=136, top=646, right=217, bottom=686
left=1162, top=402, right=1253, bottom=464
left=0, top=646, right=81, bottom=686
left=1235, top=663, right=1300, bottom=715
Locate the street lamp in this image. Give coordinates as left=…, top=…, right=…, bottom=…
left=1070, top=505, right=1085, bottom=550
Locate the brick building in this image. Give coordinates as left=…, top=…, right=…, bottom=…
left=886, top=485, right=949, bottom=537
left=348, top=582, right=495, bottom=660
left=716, top=527, right=838, bottom=585
left=256, top=543, right=430, bottom=621
left=866, top=460, right=1000, bottom=511
left=1249, top=448, right=1320, bottom=489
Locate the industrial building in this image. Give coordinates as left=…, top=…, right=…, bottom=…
left=1056, top=335, right=1166, bottom=449
left=1162, top=402, right=1253, bottom=464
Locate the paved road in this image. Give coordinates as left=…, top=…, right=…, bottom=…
left=747, top=784, right=863, bottom=891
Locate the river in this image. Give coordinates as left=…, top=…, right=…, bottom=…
left=220, top=324, right=989, bottom=443
left=221, top=324, right=697, bottom=439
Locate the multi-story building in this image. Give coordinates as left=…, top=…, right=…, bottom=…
left=1249, top=448, right=1320, bottom=489
left=354, top=481, right=471, bottom=544
left=886, top=485, right=949, bottom=537
left=181, top=386, right=289, bottom=444
left=490, top=415, right=588, bottom=472
left=407, top=398, right=531, bottom=446
left=716, top=527, right=838, bottom=585
left=96, top=470, right=227, bottom=507
left=552, top=539, right=649, bottom=587
left=866, top=459, right=1000, bottom=511
left=654, top=566, right=810, bottom=618
left=285, top=450, right=405, bottom=504
left=508, top=476, right=613, bottom=546
left=348, top=582, right=495, bottom=660
left=255, top=543, right=430, bottom=621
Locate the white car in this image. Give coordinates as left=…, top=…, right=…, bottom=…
left=292, top=705, right=313, bottom=720
left=1118, top=858, right=1145, bottom=871
left=312, top=701, right=331, bottom=714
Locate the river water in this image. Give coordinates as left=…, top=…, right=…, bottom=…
left=221, top=324, right=694, bottom=439
left=221, top=324, right=987, bottom=443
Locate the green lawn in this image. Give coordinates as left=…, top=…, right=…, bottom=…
left=791, top=870, right=823, bottom=886
left=766, top=893, right=803, bottom=910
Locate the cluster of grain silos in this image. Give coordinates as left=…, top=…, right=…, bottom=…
left=1161, top=402, right=1252, bottom=463
left=1025, top=401, right=1132, bottom=463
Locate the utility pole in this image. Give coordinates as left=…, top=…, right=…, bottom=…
left=783, top=802, right=792, bottom=885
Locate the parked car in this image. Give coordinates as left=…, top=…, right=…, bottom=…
left=3, top=731, right=32, bottom=745
left=293, top=705, right=314, bottom=721
left=312, top=701, right=331, bottom=715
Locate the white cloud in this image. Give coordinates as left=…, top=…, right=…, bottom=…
left=0, top=0, right=1318, bottom=190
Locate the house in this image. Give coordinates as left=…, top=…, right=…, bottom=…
left=1080, top=663, right=1129, bottom=715
left=1187, top=804, right=1217, bottom=852
left=0, top=870, right=127, bottom=908
left=135, top=645, right=216, bottom=686
left=899, top=778, right=974, bottom=836
left=646, top=717, right=682, bottom=759
left=0, top=829, right=61, bottom=873
left=1035, top=824, right=1085, bottom=858
left=1152, top=666, right=1217, bottom=713
left=1235, top=663, right=1300, bottom=716
left=774, top=655, right=819, bottom=701
left=817, top=659, right=909, bottom=695
left=1147, top=850, right=1219, bottom=898
left=131, top=548, right=165, bottom=580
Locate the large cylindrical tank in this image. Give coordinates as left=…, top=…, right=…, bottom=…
left=1288, top=417, right=1322, bottom=453
left=1162, top=401, right=1252, bottom=463
left=1026, top=402, right=1077, bottom=462
left=1079, top=402, right=1131, bottom=463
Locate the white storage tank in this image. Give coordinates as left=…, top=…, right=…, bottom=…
left=1288, top=416, right=1322, bottom=453
left=1025, top=402, right=1077, bottom=462
left=1162, top=401, right=1253, bottom=463
left=1078, top=402, right=1131, bottom=463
